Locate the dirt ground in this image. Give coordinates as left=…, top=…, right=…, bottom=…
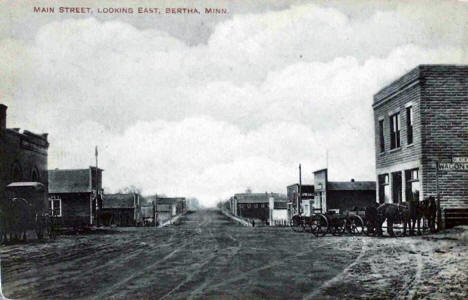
left=1, top=210, right=467, bottom=299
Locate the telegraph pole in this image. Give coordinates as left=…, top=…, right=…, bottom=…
left=95, top=146, right=99, bottom=227
left=298, top=164, right=302, bottom=215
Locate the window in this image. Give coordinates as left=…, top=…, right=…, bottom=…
left=378, top=174, right=390, bottom=204
left=247, top=203, right=251, bottom=208
left=389, top=112, right=401, bottom=149
left=48, top=195, right=62, bottom=216
left=31, top=167, right=40, bottom=182
left=11, top=162, right=22, bottom=182
left=379, top=119, right=385, bottom=152
left=406, top=106, right=413, bottom=145
left=405, top=168, right=420, bottom=202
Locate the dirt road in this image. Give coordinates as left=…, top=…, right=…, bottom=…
left=1, top=210, right=467, bottom=299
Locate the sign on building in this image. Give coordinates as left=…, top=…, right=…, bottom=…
left=438, top=157, right=468, bottom=171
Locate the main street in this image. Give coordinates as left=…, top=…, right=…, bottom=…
left=1, top=210, right=467, bottom=299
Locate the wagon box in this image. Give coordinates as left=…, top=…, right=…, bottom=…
left=1, top=182, right=53, bottom=242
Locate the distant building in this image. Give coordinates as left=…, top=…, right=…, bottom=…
left=0, top=104, right=49, bottom=201
left=286, top=184, right=315, bottom=218
left=101, top=193, right=143, bottom=226
left=230, top=192, right=287, bottom=224
left=373, top=65, right=468, bottom=227
left=48, top=167, right=103, bottom=226
left=150, top=196, right=186, bottom=223
left=312, top=169, right=375, bottom=214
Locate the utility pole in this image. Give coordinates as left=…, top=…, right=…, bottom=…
left=298, top=163, right=302, bottom=215
left=95, top=146, right=99, bottom=227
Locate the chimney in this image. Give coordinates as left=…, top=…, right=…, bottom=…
left=350, top=179, right=355, bottom=182
left=0, top=104, right=7, bottom=131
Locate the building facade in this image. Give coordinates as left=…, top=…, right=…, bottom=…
left=286, top=184, right=315, bottom=217
left=151, top=196, right=186, bottom=223
left=101, top=193, right=143, bottom=226
left=0, top=104, right=49, bottom=202
left=48, top=167, right=103, bottom=226
left=373, top=65, right=468, bottom=226
left=311, top=169, right=375, bottom=214
left=230, top=192, right=288, bottom=223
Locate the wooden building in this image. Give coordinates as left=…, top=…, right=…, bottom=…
left=101, top=193, right=143, bottom=226
left=48, top=167, right=103, bottom=226
left=230, top=192, right=288, bottom=224
left=312, top=168, right=375, bottom=214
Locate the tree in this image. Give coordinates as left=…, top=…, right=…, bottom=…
left=117, top=185, right=142, bottom=194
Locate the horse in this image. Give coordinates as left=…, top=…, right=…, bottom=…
left=364, top=206, right=383, bottom=236
left=420, top=196, right=437, bottom=233
left=365, top=203, right=411, bottom=237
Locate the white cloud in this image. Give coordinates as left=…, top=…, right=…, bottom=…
left=3, top=2, right=467, bottom=206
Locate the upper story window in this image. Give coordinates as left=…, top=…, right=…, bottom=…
left=11, top=162, right=22, bottom=182
left=406, top=106, right=413, bottom=145
left=389, top=112, right=401, bottom=149
left=31, top=167, right=40, bottom=182
left=379, top=119, right=385, bottom=152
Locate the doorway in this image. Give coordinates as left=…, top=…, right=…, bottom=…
left=391, top=171, right=402, bottom=204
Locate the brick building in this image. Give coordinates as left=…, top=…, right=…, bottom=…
left=0, top=104, right=49, bottom=202
left=311, top=169, right=375, bottom=215
left=48, top=167, right=103, bottom=226
left=373, top=65, right=468, bottom=226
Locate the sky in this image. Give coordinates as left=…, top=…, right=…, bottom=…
left=1, top=0, right=467, bottom=206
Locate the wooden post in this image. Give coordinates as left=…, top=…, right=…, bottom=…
left=435, top=160, right=442, bottom=230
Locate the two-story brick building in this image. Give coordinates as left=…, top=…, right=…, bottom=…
left=0, top=104, right=49, bottom=202
left=373, top=65, right=468, bottom=227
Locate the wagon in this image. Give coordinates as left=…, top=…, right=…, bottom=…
left=290, top=207, right=370, bottom=237
left=290, top=210, right=347, bottom=237
left=1, top=182, right=56, bottom=243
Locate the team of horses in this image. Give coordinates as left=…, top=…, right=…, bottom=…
left=365, top=196, right=437, bottom=237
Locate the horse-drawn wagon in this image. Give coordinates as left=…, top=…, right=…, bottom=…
left=0, top=182, right=56, bottom=243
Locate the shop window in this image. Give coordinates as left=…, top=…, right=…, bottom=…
left=379, top=119, right=385, bottom=152
left=406, top=106, right=413, bottom=145
left=49, top=195, right=62, bottom=217
left=405, top=168, right=420, bottom=202
left=390, top=112, right=401, bottom=149
left=378, top=174, right=390, bottom=204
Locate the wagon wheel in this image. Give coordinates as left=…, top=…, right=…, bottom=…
left=309, top=218, right=318, bottom=233
left=363, top=221, right=377, bottom=236
left=312, top=214, right=328, bottom=237
left=348, top=216, right=364, bottom=235
left=332, top=219, right=347, bottom=236
left=290, top=217, right=305, bottom=233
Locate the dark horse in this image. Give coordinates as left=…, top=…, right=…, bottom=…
left=365, top=202, right=413, bottom=237
left=365, top=197, right=438, bottom=237
left=419, top=196, right=437, bottom=233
